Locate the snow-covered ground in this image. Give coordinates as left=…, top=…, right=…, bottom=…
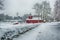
left=0, top=22, right=60, bottom=40
left=0, top=22, right=39, bottom=40
left=13, top=22, right=60, bottom=40
left=36, top=23, right=59, bottom=40
left=0, top=22, right=38, bottom=29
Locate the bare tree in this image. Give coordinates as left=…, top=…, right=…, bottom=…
left=54, top=0, right=60, bottom=21
left=33, top=3, right=43, bottom=20
left=0, top=0, right=4, bottom=10
left=33, top=1, right=51, bottom=21
left=0, top=0, right=5, bottom=21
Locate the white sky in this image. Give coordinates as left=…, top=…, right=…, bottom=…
left=4, top=0, right=56, bottom=16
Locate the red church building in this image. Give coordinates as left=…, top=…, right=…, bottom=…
left=26, top=15, right=44, bottom=23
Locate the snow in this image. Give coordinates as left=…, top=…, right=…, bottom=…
left=0, top=28, right=10, bottom=38
left=13, top=22, right=60, bottom=40
left=0, top=22, right=39, bottom=40
left=0, top=22, right=38, bottom=29
left=0, top=22, right=60, bottom=40
left=13, top=25, right=40, bottom=40
left=26, top=17, right=41, bottom=20
left=36, top=23, right=59, bottom=40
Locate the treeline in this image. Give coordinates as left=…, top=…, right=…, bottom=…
left=0, top=13, right=31, bottom=22
left=0, top=14, right=21, bottom=21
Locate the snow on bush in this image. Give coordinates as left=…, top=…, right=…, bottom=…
left=0, top=23, right=39, bottom=40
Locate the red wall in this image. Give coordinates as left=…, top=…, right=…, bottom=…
left=26, top=20, right=44, bottom=23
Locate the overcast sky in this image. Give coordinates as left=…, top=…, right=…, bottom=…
left=4, top=0, right=56, bottom=16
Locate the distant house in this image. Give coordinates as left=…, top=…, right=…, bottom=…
left=26, top=15, right=44, bottom=23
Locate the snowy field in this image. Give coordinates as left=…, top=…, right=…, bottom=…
left=0, top=22, right=60, bottom=40
left=0, top=22, right=39, bottom=40
left=36, top=22, right=60, bottom=40
left=13, top=22, right=60, bottom=40
left=0, top=22, right=39, bottom=29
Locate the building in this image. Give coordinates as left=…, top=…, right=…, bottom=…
left=26, top=15, right=44, bottom=23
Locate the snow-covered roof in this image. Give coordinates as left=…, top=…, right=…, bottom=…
left=26, top=17, right=42, bottom=20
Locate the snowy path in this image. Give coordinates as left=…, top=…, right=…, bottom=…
left=13, top=24, right=41, bottom=40
left=13, top=22, right=60, bottom=40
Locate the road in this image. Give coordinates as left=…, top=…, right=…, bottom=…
left=13, top=22, right=60, bottom=40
